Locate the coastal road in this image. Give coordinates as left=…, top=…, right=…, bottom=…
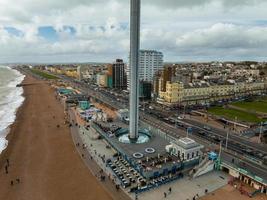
left=182, top=118, right=267, bottom=155
left=50, top=73, right=267, bottom=155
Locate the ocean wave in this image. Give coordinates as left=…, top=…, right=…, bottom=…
left=0, top=67, right=25, bottom=154
left=0, top=138, right=8, bottom=154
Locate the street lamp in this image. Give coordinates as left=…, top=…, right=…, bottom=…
left=219, top=140, right=222, bottom=161
left=258, top=122, right=263, bottom=143
left=226, top=127, right=229, bottom=150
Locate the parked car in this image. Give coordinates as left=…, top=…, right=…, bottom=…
left=203, top=126, right=211, bottom=131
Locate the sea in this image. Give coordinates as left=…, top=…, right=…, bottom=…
left=0, top=66, right=25, bottom=154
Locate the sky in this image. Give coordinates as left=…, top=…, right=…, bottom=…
left=0, top=0, right=267, bottom=63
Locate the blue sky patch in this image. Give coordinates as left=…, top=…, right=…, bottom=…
left=253, top=20, right=267, bottom=26
left=62, top=25, right=76, bottom=35
left=38, top=26, right=59, bottom=42
left=4, top=27, right=23, bottom=37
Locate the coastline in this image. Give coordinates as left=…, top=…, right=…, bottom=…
left=0, top=73, right=26, bottom=168
left=0, top=74, right=112, bottom=200
left=0, top=66, right=25, bottom=155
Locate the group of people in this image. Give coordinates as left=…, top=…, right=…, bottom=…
left=4, top=158, right=21, bottom=186
left=186, top=192, right=203, bottom=200
left=163, top=187, right=172, bottom=198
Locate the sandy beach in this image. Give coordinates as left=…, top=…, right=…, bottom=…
left=0, top=75, right=112, bottom=200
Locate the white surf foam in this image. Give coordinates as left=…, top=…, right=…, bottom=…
left=0, top=67, right=25, bottom=154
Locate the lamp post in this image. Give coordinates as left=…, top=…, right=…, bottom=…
left=258, top=122, right=263, bottom=143
left=226, top=127, right=229, bottom=150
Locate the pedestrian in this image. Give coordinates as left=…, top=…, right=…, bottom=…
left=164, top=192, right=167, bottom=198
left=135, top=193, right=138, bottom=200
left=16, top=178, right=20, bottom=184
left=116, top=184, right=119, bottom=191
left=169, top=187, right=172, bottom=194
left=10, top=180, right=14, bottom=186
left=5, top=165, right=8, bottom=174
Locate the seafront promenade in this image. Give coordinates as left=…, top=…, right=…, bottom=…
left=68, top=109, right=131, bottom=200
left=68, top=108, right=230, bottom=200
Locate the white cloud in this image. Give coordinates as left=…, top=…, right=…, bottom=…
left=175, top=23, right=267, bottom=49
left=0, top=0, right=267, bottom=62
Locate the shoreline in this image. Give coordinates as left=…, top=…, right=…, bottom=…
left=0, top=74, right=113, bottom=200
left=0, top=74, right=26, bottom=168
left=0, top=67, right=25, bottom=156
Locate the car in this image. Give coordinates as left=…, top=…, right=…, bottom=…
left=177, top=116, right=184, bottom=120
left=198, top=130, right=206, bottom=136
left=204, top=126, right=211, bottom=131
left=110, top=124, right=117, bottom=128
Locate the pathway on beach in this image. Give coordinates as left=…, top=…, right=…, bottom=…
left=0, top=76, right=113, bottom=200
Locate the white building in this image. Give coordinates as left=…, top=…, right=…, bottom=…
left=127, top=50, right=163, bottom=90
left=77, top=66, right=82, bottom=81
left=166, top=137, right=203, bottom=161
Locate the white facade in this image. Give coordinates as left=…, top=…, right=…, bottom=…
left=166, top=137, right=203, bottom=161
left=127, top=50, right=163, bottom=90
left=77, top=66, right=82, bottom=80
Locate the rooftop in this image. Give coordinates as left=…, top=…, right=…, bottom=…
left=173, top=137, right=202, bottom=149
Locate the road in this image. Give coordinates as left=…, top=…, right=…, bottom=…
left=221, top=151, right=267, bottom=181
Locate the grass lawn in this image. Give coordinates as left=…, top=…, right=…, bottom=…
left=30, top=69, right=58, bottom=79
left=231, top=100, right=267, bottom=114
left=208, top=106, right=264, bottom=123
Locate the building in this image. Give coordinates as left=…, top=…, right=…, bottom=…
left=78, top=101, right=90, bottom=110
left=127, top=50, right=164, bottom=90
left=160, top=66, right=176, bottom=92
left=152, top=71, right=161, bottom=98
left=139, top=81, right=152, bottom=100
left=158, top=81, right=267, bottom=106
left=96, top=74, right=107, bottom=87
left=77, top=66, right=82, bottom=80
left=110, top=59, right=127, bottom=89
left=166, top=137, right=203, bottom=161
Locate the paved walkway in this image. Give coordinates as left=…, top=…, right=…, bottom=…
left=138, top=171, right=228, bottom=200
left=68, top=110, right=131, bottom=200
